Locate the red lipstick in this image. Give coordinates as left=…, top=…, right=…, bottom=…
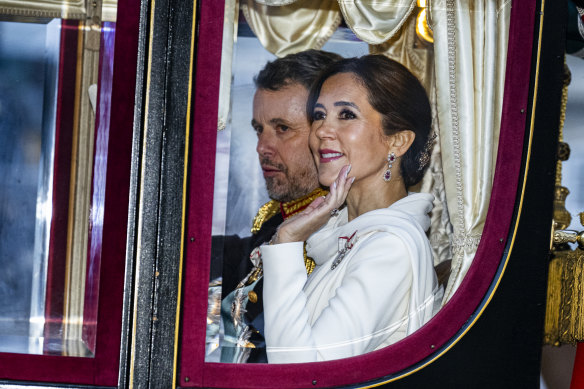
left=318, top=149, right=344, bottom=163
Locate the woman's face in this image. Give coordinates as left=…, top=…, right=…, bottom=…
left=309, top=72, right=391, bottom=188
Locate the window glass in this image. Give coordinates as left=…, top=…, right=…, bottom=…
left=200, top=0, right=511, bottom=367
left=0, top=9, right=117, bottom=357
left=0, top=20, right=58, bottom=356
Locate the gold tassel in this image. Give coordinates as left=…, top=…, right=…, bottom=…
left=544, top=249, right=584, bottom=344
left=544, top=255, right=563, bottom=345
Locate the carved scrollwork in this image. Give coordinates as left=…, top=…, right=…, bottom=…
left=558, top=141, right=571, bottom=161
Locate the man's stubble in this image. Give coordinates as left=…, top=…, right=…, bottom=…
left=262, top=157, right=319, bottom=203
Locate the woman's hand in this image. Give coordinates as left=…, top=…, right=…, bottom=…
left=273, top=165, right=354, bottom=244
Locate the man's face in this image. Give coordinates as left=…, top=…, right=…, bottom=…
left=252, top=83, right=319, bottom=202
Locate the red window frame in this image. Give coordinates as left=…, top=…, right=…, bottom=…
left=179, top=0, right=539, bottom=387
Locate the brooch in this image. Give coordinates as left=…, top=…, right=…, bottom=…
left=331, top=231, right=358, bottom=270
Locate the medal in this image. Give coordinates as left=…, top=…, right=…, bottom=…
left=331, top=231, right=358, bottom=270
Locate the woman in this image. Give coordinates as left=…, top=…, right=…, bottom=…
left=260, top=55, right=442, bottom=363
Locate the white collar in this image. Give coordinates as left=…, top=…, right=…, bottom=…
left=306, top=193, right=434, bottom=266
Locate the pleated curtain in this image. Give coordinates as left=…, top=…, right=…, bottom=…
left=431, top=0, right=510, bottom=303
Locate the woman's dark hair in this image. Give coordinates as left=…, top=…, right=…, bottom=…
left=307, top=55, right=433, bottom=188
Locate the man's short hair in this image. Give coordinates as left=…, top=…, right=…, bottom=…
left=254, top=49, right=342, bottom=91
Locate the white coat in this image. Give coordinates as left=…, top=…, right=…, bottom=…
left=261, top=193, right=442, bottom=363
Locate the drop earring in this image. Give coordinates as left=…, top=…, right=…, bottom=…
left=383, top=152, right=396, bottom=182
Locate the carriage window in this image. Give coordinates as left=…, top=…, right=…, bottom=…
left=0, top=3, right=117, bottom=357
left=204, top=5, right=441, bottom=363
left=200, top=0, right=511, bottom=366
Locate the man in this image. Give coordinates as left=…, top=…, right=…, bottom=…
left=210, top=49, right=342, bottom=363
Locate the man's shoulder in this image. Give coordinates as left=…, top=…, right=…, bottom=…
left=251, top=207, right=284, bottom=246
left=251, top=200, right=281, bottom=234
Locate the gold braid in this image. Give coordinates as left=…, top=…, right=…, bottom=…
left=249, top=188, right=327, bottom=275
left=251, top=200, right=280, bottom=235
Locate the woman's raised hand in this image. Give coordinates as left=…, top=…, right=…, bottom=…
left=272, top=165, right=354, bottom=244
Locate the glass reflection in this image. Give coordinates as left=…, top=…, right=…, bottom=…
left=0, top=13, right=117, bottom=357
left=0, top=19, right=59, bottom=356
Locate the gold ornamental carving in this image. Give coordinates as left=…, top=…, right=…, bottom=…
left=544, top=246, right=584, bottom=345
left=553, top=186, right=571, bottom=231
left=544, top=61, right=584, bottom=345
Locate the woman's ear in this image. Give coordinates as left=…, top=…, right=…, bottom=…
left=386, top=130, right=415, bottom=157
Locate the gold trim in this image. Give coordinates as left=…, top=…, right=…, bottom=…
left=250, top=200, right=280, bottom=234
left=250, top=188, right=326, bottom=275
left=554, top=61, right=570, bottom=187
left=172, top=0, right=197, bottom=386
left=281, top=187, right=328, bottom=218
left=358, top=1, right=545, bottom=386
left=251, top=188, right=328, bottom=234
left=303, top=243, right=316, bottom=275
left=129, top=0, right=156, bottom=385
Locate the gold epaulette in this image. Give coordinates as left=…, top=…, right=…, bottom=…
left=249, top=188, right=328, bottom=275
left=250, top=200, right=281, bottom=235
left=250, top=188, right=328, bottom=234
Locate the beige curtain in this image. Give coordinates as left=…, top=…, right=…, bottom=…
left=242, top=0, right=415, bottom=57
left=241, top=0, right=342, bottom=57
left=338, top=0, right=416, bottom=44
left=369, top=10, right=433, bottom=93
left=420, top=127, right=454, bottom=269
left=254, top=0, right=300, bottom=5
left=431, top=0, right=511, bottom=303
left=218, top=0, right=240, bottom=131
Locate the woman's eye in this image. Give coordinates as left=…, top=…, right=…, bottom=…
left=312, top=111, right=325, bottom=121
left=339, top=109, right=356, bottom=120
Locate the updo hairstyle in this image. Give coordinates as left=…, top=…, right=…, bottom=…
left=307, top=55, right=433, bottom=188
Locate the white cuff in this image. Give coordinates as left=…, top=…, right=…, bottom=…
left=261, top=241, right=306, bottom=280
